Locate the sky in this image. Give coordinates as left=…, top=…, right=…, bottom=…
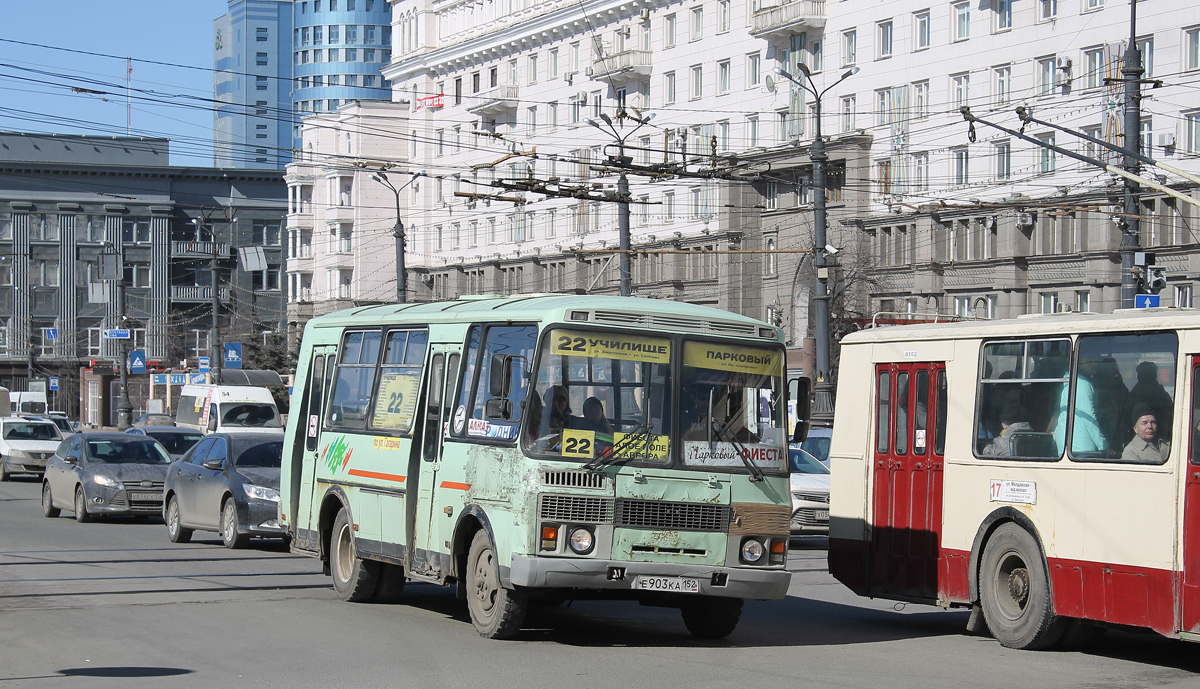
left=1, top=1, right=232, bottom=167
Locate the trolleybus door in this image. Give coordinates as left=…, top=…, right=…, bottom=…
left=293, top=345, right=336, bottom=551
left=408, top=346, right=459, bottom=577
left=870, top=362, right=946, bottom=601
left=1182, top=360, right=1200, bottom=632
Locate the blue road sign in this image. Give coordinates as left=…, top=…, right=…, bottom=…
left=224, top=342, right=243, bottom=369
left=46, top=328, right=58, bottom=341
left=169, top=374, right=187, bottom=385
left=1135, top=294, right=1160, bottom=308
left=151, top=374, right=167, bottom=385
left=190, top=373, right=207, bottom=384
left=49, top=377, right=59, bottom=391
left=198, top=357, right=210, bottom=372
left=103, top=329, right=131, bottom=339
left=129, top=350, right=146, bottom=375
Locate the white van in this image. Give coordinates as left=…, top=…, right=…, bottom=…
left=11, top=391, right=47, bottom=415
left=176, top=385, right=281, bottom=435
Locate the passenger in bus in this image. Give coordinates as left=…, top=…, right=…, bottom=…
left=574, top=397, right=613, bottom=434
left=1052, top=370, right=1108, bottom=456
left=544, top=385, right=572, bottom=434
left=982, top=403, right=1031, bottom=457
left=1126, top=361, right=1173, bottom=442
left=1122, top=403, right=1170, bottom=464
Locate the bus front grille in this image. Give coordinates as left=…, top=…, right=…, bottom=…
left=615, top=499, right=730, bottom=532
left=541, top=470, right=607, bottom=490
left=539, top=494, right=614, bottom=523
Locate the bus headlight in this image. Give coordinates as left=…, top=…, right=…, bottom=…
left=740, top=538, right=765, bottom=564
left=567, top=527, right=595, bottom=555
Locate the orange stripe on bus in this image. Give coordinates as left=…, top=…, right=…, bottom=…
left=347, top=469, right=407, bottom=483
left=440, top=481, right=472, bottom=490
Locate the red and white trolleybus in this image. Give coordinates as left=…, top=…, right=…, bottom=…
left=828, top=308, right=1200, bottom=649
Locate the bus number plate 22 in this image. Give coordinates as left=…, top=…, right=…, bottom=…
left=634, top=576, right=700, bottom=593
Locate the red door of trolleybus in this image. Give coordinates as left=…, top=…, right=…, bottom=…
left=869, top=363, right=947, bottom=601
left=1181, top=360, right=1200, bottom=633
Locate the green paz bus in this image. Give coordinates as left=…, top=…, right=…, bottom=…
left=280, top=295, right=795, bottom=639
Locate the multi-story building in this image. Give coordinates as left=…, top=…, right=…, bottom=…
left=284, top=99, right=410, bottom=344
left=214, top=0, right=296, bottom=168
left=0, top=133, right=287, bottom=419
left=291, top=0, right=395, bottom=127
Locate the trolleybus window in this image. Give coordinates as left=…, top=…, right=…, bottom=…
left=451, top=324, right=536, bottom=442
left=876, top=371, right=890, bottom=454
left=974, top=338, right=1069, bottom=460
left=369, top=329, right=428, bottom=433
left=326, top=331, right=382, bottom=430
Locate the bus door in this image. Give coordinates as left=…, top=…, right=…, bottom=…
left=408, top=346, right=460, bottom=577
left=293, top=345, right=336, bottom=551
left=1182, top=360, right=1200, bottom=632
left=870, top=362, right=946, bottom=601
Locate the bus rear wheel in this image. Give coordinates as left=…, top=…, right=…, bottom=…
left=330, top=507, right=378, bottom=602
left=978, top=523, right=1066, bottom=650
left=680, top=596, right=744, bottom=639
left=465, top=530, right=527, bottom=639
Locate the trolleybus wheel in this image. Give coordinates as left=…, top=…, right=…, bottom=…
left=221, top=499, right=249, bottom=549
left=978, top=523, right=1066, bottom=650
left=330, top=507, right=378, bottom=602
left=74, top=486, right=92, bottom=523
left=165, top=495, right=192, bottom=543
left=465, top=530, right=527, bottom=638
left=680, top=596, right=744, bottom=639
left=42, top=482, right=60, bottom=518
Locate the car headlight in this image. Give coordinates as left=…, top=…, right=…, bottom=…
left=92, top=475, right=122, bottom=489
left=567, top=527, right=595, bottom=555
left=740, top=538, right=765, bottom=564
left=3, top=448, right=28, bottom=460
left=243, top=484, right=280, bottom=502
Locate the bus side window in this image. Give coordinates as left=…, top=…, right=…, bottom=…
left=876, top=370, right=890, bottom=454
left=423, top=354, right=446, bottom=461
left=305, top=355, right=325, bottom=451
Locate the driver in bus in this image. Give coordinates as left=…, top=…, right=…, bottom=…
left=1122, top=403, right=1171, bottom=464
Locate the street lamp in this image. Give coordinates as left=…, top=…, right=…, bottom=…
left=773, top=64, right=858, bottom=427
left=370, top=169, right=425, bottom=304
left=585, top=110, right=655, bottom=297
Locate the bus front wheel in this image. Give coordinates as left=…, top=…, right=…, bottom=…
left=465, top=530, right=527, bottom=639
left=680, top=596, right=743, bottom=639
left=978, top=523, right=1066, bottom=650
left=330, top=507, right=378, bottom=602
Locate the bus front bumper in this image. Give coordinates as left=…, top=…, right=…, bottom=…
left=509, top=555, right=792, bottom=600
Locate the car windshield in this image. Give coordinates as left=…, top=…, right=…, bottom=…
left=86, top=438, right=172, bottom=464
left=232, top=438, right=284, bottom=467
left=48, top=417, right=72, bottom=433
left=219, top=403, right=281, bottom=428
left=800, top=434, right=831, bottom=464
left=789, top=447, right=830, bottom=474
left=147, top=431, right=204, bottom=455
left=3, top=422, right=61, bottom=441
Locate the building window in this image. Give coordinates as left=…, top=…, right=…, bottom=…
left=1040, top=292, right=1058, bottom=314
left=664, top=71, right=676, bottom=104
left=877, top=20, right=893, bottom=58
left=718, top=60, right=730, bottom=94
left=1075, top=290, right=1090, bottom=313
left=1137, top=37, right=1154, bottom=77
left=994, top=65, right=1011, bottom=105
left=253, top=221, right=282, bottom=245
left=914, top=11, right=930, bottom=50
left=951, top=73, right=969, bottom=109
left=256, top=52, right=269, bottom=66
left=842, top=30, right=857, bottom=67
left=121, top=218, right=150, bottom=244
left=746, top=52, right=760, bottom=87
left=665, top=14, right=677, bottom=48
left=1037, top=133, right=1056, bottom=173
left=256, top=27, right=268, bottom=42
left=690, top=64, right=703, bottom=100
left=913, top=80, right=929, bottom=118
left=256, top=76, right=269, bottom=91
left=841, top=95, right=856, bottom=131
left=953, top=2, right=970, bottom=41
left=528, top=54, right=538, bottom=84
left=952, top=148, right=969, bottom=185
left=1038, top=56, right=1056, bottom=96
left=994, top=0, right=1011, bottom=31
left=911, top=152, right=928, bottom=191
left=1187, top=112, right=1200, bottom=153
left=995, top=141, right=1011, bottom=180
left=1038, top=0, right=1057, bottom=19
left=1175, top=284, right=1193, bottom=308
left=691, top=6, right=703, bottom=41
left=1084, top=0, right=1103, bottom=10
left=747, top=115, right=759, bottom=146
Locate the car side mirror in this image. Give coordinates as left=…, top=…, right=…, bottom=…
left=62, top=456, right=76, bottom=465
left=202, top=459, right=225, bottom=471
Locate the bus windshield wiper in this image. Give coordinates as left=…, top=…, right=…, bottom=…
left=584, top=421, right=651, bottom=470
left=709, top=414, right=765, bottom=482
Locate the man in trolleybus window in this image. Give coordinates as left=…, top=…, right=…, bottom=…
left=1122, top=403, right=1170, bottom=464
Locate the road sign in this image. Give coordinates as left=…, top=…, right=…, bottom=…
left=224, top=342, right=243, bottom=369
left=151, top=374, right=168, bottom=385
left=190, top=373, right=207, bottom=384
left=103, top=329, right=131, bottom=339
left=1135, top=294, right=1160, bottom=308
left=129, top=350, right=146, bottom=375
left=198, top=357, right=210, bottom=372
left=170, top=374, right=187, bottom=386
left=46, top=328, right=58, bottom=341
left=49, top=377, right=59, bottom=391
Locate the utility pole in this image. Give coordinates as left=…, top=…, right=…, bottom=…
left=116, top=273, right=132, bottom=429
left=774, top=65, right=859, bottom=428
left=211, top=247, right=222, bottom=384
left=586, top=111, right=655, bottom=297
left=1119, top=0, right=1143, bottom=308
left=370, top=169, right=425, bottom=303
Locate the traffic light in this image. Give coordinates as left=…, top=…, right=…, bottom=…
left=1146, top=266, right=1167, bottom=294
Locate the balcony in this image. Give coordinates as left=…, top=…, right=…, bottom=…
left=171, top=241, right=231, bottom=258
left=467, top=85, right=520, bottom=116
left=589, top=50, right=653, bottom=82
left=287, top=213, right=314, bottom=230
left=750, top=0, right=826, bottom=39
left=170, top=285, right=232, bottom=302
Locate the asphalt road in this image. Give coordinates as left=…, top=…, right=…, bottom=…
left=3, top=474, right=1200, bottom=689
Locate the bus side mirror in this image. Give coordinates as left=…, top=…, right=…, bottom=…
left=790, top=377, right=811, bottom=444
left=489, top=354, right=513, bottom=398
left=485, top=398, right=513, bottom=420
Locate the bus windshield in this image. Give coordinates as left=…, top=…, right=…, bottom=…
left=524, top=328, right=673, bottom=465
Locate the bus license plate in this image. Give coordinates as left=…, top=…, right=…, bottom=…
left=815, top=510, right=829, bottom=520
left=130, top=492, right=161, bottom=502
left=634, top=576, right=700, bottom=593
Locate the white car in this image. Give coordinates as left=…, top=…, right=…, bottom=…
left=0, top=417, right=64, bottom=481
left=789, top=445, right=831, bottom=537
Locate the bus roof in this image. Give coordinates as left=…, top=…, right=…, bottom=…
left=304, top=295, right=784, bottom=342
left=841, top=308, right=1198, bottom=345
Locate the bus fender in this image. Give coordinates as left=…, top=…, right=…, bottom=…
left=318, top=485, right=353, bottom=573
left=450, top=505, right=502, bottom=588
left=967, top=506, right=1052, bottom=604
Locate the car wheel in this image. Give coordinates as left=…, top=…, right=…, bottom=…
left=465, top=530, right=527, bottom=639
left=979, top=522, right=1066, bottom=650
left=329, top=507, right=378, bottom=602
left=74, top=485, right=92, bottom=523
left=680, top=596, right=744, bottom=639
left=165, top=495, right=192, bottom=544
left=0, top=458, right=9, bottom=482
left=220, top=499, right=249, bottom=549
left=42, top=482, right=60, bottom=518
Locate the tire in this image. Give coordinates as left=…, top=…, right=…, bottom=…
left=372, top=562, right=407, bottom=603
left=74, top=486, right=92, bottom=523
left=221, top=499, right=250, bottom=549
left=465, top=530, right=527, bottom=639
left=0, top=458, right=9, bottom=482
left=329, top=507, right=379, bottom=602
left=165, top=495, right=192, bottom=544
left=978, top=522, right=1067, bottom=650
left=680, top=596, right=744, bottom=640
left=42, top=482, right=60, bottom=518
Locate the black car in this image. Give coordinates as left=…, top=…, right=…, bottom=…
left=126, top=427, right=204, bottom=461
left=163, top=433, right=286, bottom=548
left=42, top=432, right=172, bottom=522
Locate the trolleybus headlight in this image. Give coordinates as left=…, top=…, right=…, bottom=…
left=567, top=527, right=595, bottom=555
left=740, top=538, right=765, bottom=563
